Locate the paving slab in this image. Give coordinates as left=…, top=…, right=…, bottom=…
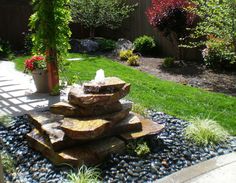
left=157, top=152, right=236, bottom=183
left=0, top=61, right=68, bottom=117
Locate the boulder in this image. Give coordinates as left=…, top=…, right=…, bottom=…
left=115, top=38, right=133, bottom=54
left=108, top=113, right=142, bottom=135
left=50, top=101, right=123, bottom=117
left=28, top=112, right=77, bottom=151
left=79, top=39, right=99, bottom=53
left=27, top=129, right=125, bottom=166
left=61, top=103, right=132, bottom=140
left=83, top=77, right=126, bottom=94
left=68, top=84, right=130, bottom=107
left=27, top=111, right=64, bottom=131
left=120, top=115, right=165, bottom=140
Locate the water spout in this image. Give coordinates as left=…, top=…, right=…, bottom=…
left=94, top=69, right=105, bottom=84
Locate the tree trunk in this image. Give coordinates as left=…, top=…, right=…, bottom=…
left=46, top=48, right=59, bottom=95
left=89, top=27, right=95, bottom=38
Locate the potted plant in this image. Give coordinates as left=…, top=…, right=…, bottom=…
left=24, top=56, right=49, bottom=93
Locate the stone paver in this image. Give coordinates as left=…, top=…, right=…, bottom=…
left=157, top=152, right=236, bottom=183
left=0, top=61, right=67, bottom=117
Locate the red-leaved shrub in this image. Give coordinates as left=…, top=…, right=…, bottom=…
left=146, top=0, right=196, bottom=37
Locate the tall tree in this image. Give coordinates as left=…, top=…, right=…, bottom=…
left=71, top=0, right=136, bottom=37
left=29, top=0, right=71, bottom=93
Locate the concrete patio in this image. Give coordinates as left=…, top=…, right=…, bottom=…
left=0, top=61, right=68, bottom=117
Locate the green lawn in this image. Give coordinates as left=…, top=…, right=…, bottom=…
left=14, top=54, right=236, bottom=135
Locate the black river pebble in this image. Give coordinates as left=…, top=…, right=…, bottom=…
left=0, top=112, right=235, bottom=182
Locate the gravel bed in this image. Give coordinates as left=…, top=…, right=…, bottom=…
left=0, top=112, right=236, bottom=183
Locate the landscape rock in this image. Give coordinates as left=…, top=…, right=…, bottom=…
left=83, top=77, right=126, bottom=93
left=61, top=103, right=132, bottom=140
left=120, top=115, right=165, bottom=140
left=28, top=112, right=77, bottom=151
left=50, top=101, right=123, bottom=117
left=115, top=38, right=133, bottom=53
left=68, top=84, right=130, bottom=107
left=27, top=129, right=125, bottom=166
left=79, top=39, right=99, bottom=53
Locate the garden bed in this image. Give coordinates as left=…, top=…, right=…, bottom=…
left=1, top=113, right=235, bottom=182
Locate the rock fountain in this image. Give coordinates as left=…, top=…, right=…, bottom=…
left=26, top=70, right=164, bottom=166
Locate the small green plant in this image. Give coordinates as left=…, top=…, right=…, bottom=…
left=0, top=115, right=12, bottom=127
left=127, top=55, right=140, bottom=66
left=132, top=103, right=147, bottom=117
left=0, top=38, right=14, bottom=60
left=202, top=38, right=236, bottom=69
left=67, top=165, right=101, bottom=183
left=0, top=151, right=15, bottom=174
left=119, top=49, right=134, bottom=61
left=97, top=39, right=117, bottom=52
left=133, top=35, right=156, bottom=54
left=127, top=139, right=150, bottom=156
left=185, top=117, right=229, bottom=146
left=162, top=57, right=175, bottom=68
left=50, top=84, right=61, bottom=96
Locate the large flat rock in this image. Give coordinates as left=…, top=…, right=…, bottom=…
left=109, top=113, right=142, bottom=135
left=61, top=103, right=132, bottom=140
left=120, top=116, right=165, bottom=140
left=83, top=77, right=126, bottom=93
left=28, top=111, right=64, bottom=131
left=50, top=101, right=123, bottom=117
left=68, top=84, right=130, bottom=107
left=27, top=112, right=76, bottom=151
left=26, top=129, right=125, bottom=166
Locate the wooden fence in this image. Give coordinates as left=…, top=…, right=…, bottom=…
left=0, top=0, right=201, bottom=60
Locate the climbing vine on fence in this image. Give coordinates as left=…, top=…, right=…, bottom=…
left=29, top=0, right=72, bottom=63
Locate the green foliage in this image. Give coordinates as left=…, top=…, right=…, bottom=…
left=50, top=84, right=61, bottom=96
left=202, top=38, right=235, bottom=69
left=0, top=151, right=15, bottom=173
left=183, top=0, right=236, bottom=67
left=133, top=35, right=156, bottom=54
left=97, top=39, right=117, bottom=52
left=127, top=139, right=150, bottom=156
left=29, top=0, right=72, bottom=63
left=162, top=57, right=175, bottom=68
left=13, top=53, right=236, bottom=135
left=132, top=103, right=147, bottom=117
left=0, top=38, right=14, bottom=60
left=67, top=165, right=101, bottom=183
left=185, top=117, right=229, bottom=146
left=71, top=0, right=137, bottom=37
left=0, top=115, right=12, bottom=127
left=119, top=49, right=134, bottom=61
left=127, top=55, right=140, bottom=66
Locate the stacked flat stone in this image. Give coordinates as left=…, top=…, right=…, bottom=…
left=26, top=77, right=164, bottom=167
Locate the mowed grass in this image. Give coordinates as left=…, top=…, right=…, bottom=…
left=13, top=54, right=236, bottom=135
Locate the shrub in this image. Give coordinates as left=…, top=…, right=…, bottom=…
left=127, top=55, right=140, bottom=66
left=202, top=38, right=235, bottom=69
left=0, top=38, right=14, bottom=60
left=97, top=39, right=117, bottom=52
left=185, top=117, right=229, bottom=146
left=133, top=35, right=156, bottom=54
left=135, top=141, right=150, bottom=156
left=127, top=139, right=150, bottom=156
left=67, top=165, right=101, bottom=183
left=146, top=0, right=196, bottom=59
left=0, top=151, right=15, bottom=173
left=162, top=57, right=175, bottom=68
left=119, top=49, right=134, bottom=61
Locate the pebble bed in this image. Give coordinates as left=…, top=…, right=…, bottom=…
left=0, top=112, right=236, bottom=183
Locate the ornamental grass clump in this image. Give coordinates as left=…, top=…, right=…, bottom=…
left=185, top=117, right=229, bottom=146
left=67, top=165, right=101, bottom=183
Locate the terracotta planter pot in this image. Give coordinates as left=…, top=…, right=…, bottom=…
left=32, top=70, right=49, bottom=93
